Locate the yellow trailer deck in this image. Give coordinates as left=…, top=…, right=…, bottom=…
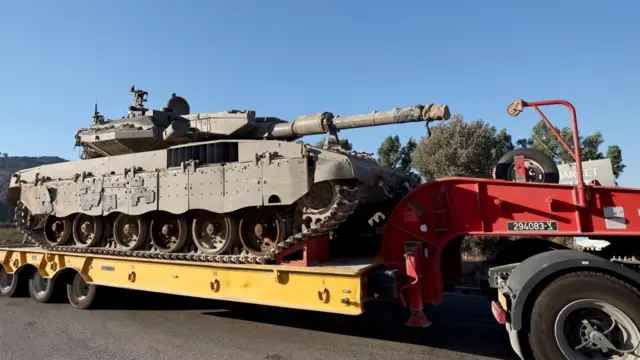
left=0, top=245, right=379, bottom=315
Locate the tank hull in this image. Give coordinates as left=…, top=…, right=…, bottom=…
left=7, top=139, right=416, bottom=264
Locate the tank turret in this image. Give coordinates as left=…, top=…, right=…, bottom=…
left=75, top=86, right=450, bottom=159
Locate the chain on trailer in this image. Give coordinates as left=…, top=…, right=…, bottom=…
left=15, top=182, right=361, bottom=265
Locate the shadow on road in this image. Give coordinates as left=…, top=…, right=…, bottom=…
left=93, top=287, right=518, bottom=360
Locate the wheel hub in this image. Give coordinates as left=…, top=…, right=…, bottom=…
left=113, top=214, right=147, bottom=251
left=205, top=223, right=219, bottom=237
left=72, top=275, right=89, bottom=300
left=239, top=209, right=285, bottom=256
left=80, top=221, right=93, bottom=234
left=511, top=160, right=545, bottom=182
left=555, top=299, right=640, bottom=359
left=191, top=212, right=237, bottom=255
left=254, top=223, right=265, bottom=238
left=123, top=223, right=136, bottom=236
left=150, top=213, right=187, bottom=253
left=161, top=224, right=174, bottom=237
left=44, top=215, right=71, bottom=246
left=579, top=319, right=615, bottom=352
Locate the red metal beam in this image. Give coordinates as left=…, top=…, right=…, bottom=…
left=381, top=177, right=639, bottom=310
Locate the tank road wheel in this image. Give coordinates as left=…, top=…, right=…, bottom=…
left=113, top=214, right=148, bottom=251
left=72, top=213, right=103, bottom=248
left=191, top=211, right=238, bottom=255
left=150, top=212, right=188, bottom=253
left=43, top=215, right=72, bottom=246
left=239, top=208, right=285, bottom=256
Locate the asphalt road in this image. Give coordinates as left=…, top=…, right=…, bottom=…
left=0, top=288, right=518, bottom=360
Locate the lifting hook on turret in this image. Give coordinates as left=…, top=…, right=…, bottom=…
left=320, top=113, right=343, bottom=149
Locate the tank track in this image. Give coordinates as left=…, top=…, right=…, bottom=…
left=14, top=184, right=360, bottom=265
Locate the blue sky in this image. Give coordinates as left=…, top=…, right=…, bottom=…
left=1, top=1, right=638, bottom=186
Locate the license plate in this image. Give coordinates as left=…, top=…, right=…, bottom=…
left=506, top=221, right=558, bottom=231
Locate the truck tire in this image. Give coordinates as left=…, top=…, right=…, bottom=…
left=529, top=271, right=640, bottom=359
left=0, top=266, right=21, bottom=297
left=28, top=271, right=57, bottom=303
left=494, top=148, right=559, bottom=183
left=67, top=272, right=98, bottom=309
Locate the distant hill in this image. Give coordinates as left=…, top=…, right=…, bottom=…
left=0, top=155, right=68, bottom=221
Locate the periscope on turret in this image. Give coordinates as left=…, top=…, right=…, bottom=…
left=8, top=86, right=451, bottom=265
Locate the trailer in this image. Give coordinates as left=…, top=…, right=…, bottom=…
left=2, top=99, right=640, bottom=360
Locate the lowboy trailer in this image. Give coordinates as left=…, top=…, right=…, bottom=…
left=2, top=99, right=640, bottom=360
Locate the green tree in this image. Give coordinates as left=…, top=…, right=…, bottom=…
left=516, top=120, right=625, bottom=178
left=315, top=137, right=353, bottom=150
left=494, top=128, right=515, bottom=161
left=411, top=114, right=512, bottom=180
left=376, top=135, right=417, bottom=174
left=606, top=145, right=626, bottom=178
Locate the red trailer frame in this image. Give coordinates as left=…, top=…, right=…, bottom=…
left=378, top=99, right=636, bottom=326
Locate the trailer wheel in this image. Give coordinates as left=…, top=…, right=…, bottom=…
left=494, top=148, right=559, bottom=183
left=67, top=273, right=98, bottom=309
left=0, top=266, right=21, bottom=297
left=529, top=271, right=640, bottom=359
left=28, top=271, right=57, bottom=303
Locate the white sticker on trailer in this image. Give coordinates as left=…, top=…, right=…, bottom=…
left=603, top=206, right=624, bottom=218
left=603, top=206, right=627, bottom=229
left=605, top=217, right=627, bottom=229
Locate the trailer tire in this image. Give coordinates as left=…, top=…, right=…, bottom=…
left=28, top=271, right=57, bottom=303
left=494, top=148, right=559, bottom=183
left=528, top=271, right=640, bottom=360
left=67, top=272, right=98, bottom=309
left=0, top=266, right=22, bottom=297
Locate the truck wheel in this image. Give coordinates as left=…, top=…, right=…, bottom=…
left=28, top=271, right=57, bottom=303
left=529, top=271, right=640, bottom=359
left=67, top=272, right=98, bottom=309
left=0, top=266, right=20, bottom=297
left=494, top=148, right=559, bottom=183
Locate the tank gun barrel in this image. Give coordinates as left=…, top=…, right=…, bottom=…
left=268, top=103, right=450, bottom=139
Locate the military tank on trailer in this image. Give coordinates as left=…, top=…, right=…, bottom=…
left=6, top=86, right=451, bottom=264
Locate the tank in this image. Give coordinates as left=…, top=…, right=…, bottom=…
left=7, top=86, right=450, bottom=264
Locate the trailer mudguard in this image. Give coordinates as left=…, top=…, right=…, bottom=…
left=498, top=249, right=640, bottom=332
